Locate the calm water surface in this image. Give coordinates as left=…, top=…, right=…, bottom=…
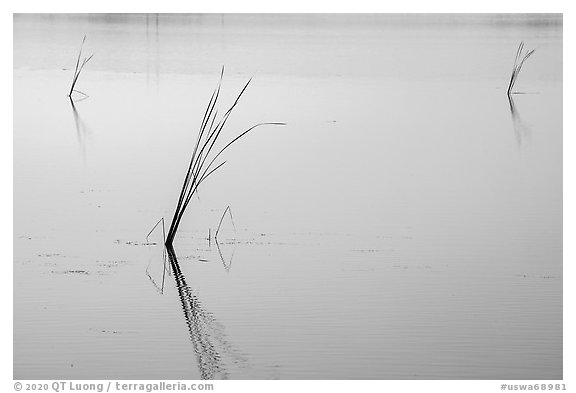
left=13, top=14, right=562, bottom=379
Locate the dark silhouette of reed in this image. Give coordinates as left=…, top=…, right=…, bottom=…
left=165, top=68, right=285, bottom=248
left=507, top=42, right=535, bottom=96
left=68, top=35, right=94, bottom=99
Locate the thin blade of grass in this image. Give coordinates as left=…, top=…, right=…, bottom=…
left=146, top=217, right=165, bottom=242
left=199, top=122, right=286, bottom=183
left=191, top=78, right=254, bottom=181
left=215, top=206, right=236, bottom=242
left=69, top=35, right=86, bottom=95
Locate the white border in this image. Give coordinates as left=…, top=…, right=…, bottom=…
left=3, top=2, right=572, bottom=392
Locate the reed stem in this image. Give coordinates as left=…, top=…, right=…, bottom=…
left=164, top=69, right=285, bottom=248
left=507, top=41, right=535, bottom=96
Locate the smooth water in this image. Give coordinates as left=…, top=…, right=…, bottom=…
left=13, top=14, right=562, bottom=379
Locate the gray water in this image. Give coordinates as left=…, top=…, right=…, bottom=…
left=13, top=14, right=562, bottom=380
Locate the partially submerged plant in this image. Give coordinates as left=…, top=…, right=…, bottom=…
left=146, top=217, right=166, bottom=244
left=215, top=205, right=236, bottom=243
left=165, top=68, right=285, bottom=248
left=507, top=41, right=535, bottom=96
left=68, top=35, right=94, bottom=99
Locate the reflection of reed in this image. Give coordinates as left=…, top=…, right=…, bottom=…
left=216, top=241, right=236, bottom=272
left=507, top=94, right=531, bottom=147
left=145, top=13, right=160, bottom=87
left=166, top=247, right=231, bottom=379
left=215, top=206, right=237, bottom=272
left=146, top=245, right=168, bottom=294
left=69, top=97, right=90, bottom=161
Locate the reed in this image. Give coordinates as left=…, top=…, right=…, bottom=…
left=146, top=217, right=166, bottom=244
left=68, top=35, right=94, bottom=98
left=165, top=68, right=285, bottom=248
left=507, top=41, right=535, bottom=96
left=215, top=205, right=236, bottom=243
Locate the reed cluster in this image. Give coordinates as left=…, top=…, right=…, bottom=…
left=507, top=41, right=535, bottom=96
left=165, top=68, right=284, bottom=247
